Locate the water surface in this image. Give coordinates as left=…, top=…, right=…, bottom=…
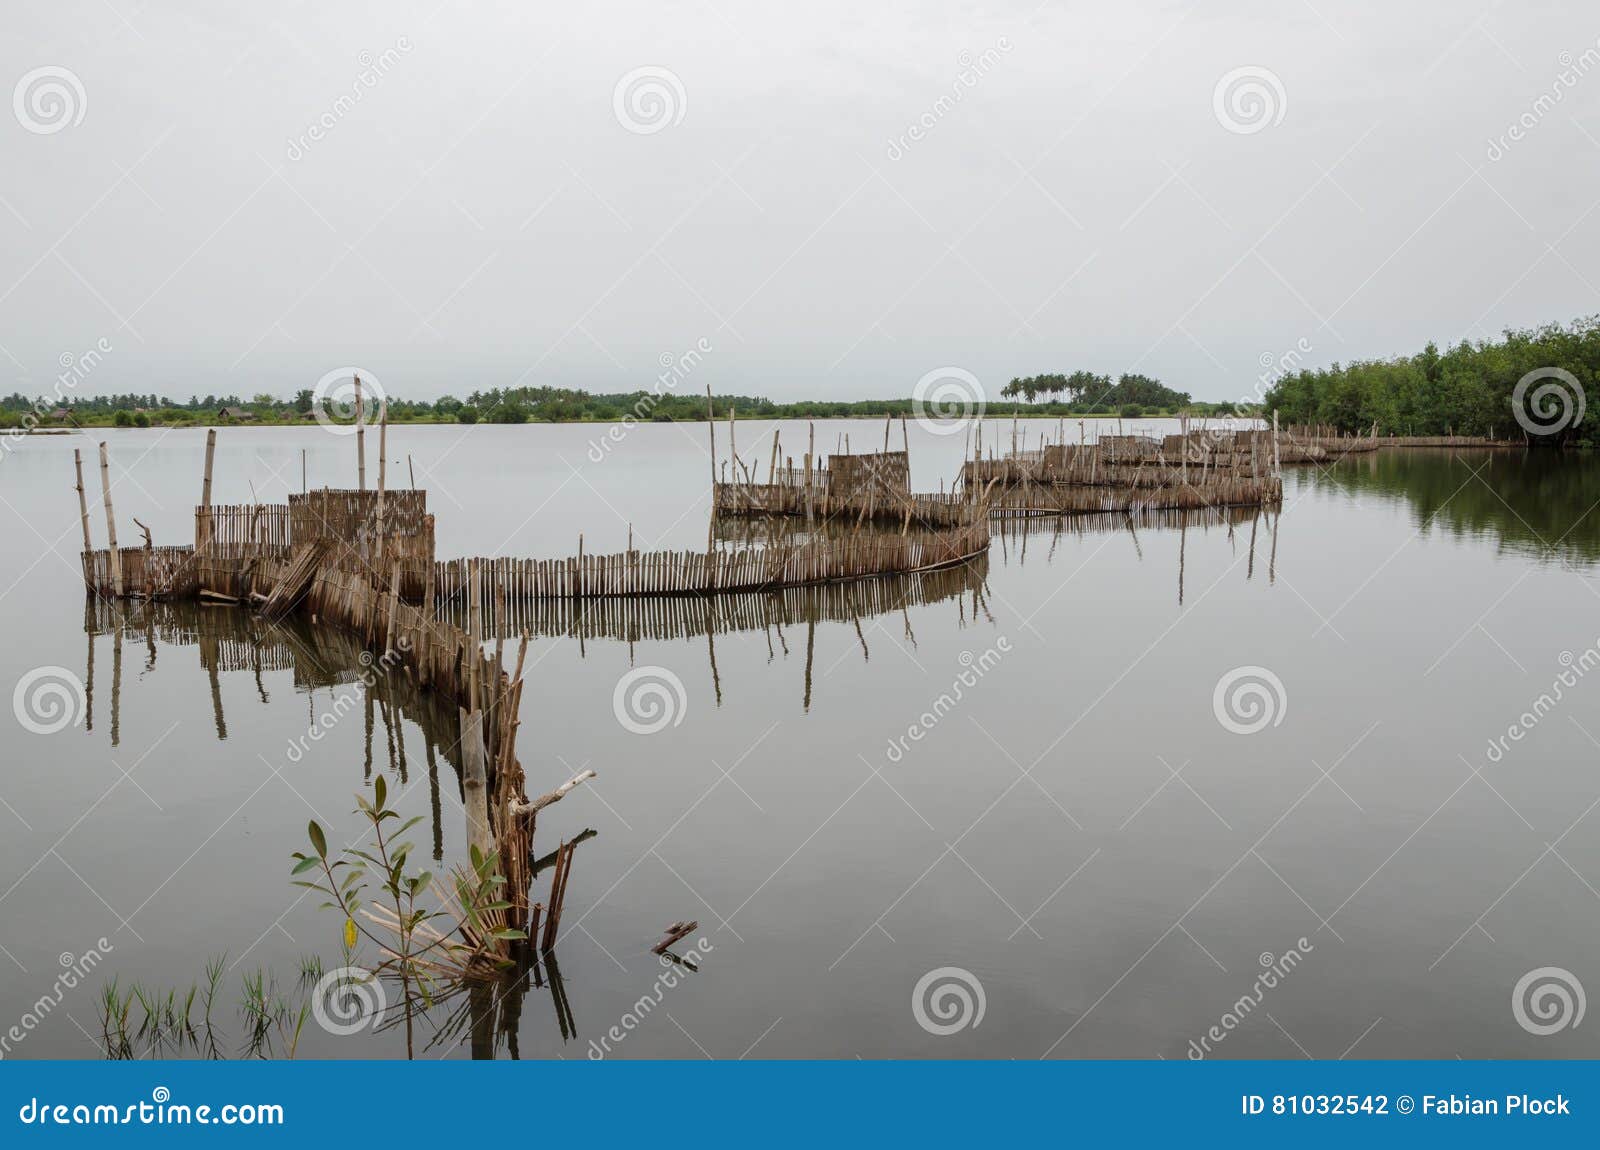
left=1, top=422, right=1596, bottom=1059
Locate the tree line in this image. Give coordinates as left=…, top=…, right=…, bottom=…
left=1264, top=316, right=1600, bottom=444
left=1, top=379, right=1210, bottom=429
left=999, top=371, right=1192, bottom=415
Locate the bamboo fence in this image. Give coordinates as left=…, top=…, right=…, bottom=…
left=985, top=473, right=1282, bottom=516
left=1377, top=434, right=1521, bottom=448
left=81, top=544, right=199, bottom=599
left=193, top=503, right=293, bottom=597
left=714, top=482, right=982, bottom=527
left=436, top=556, right=987, bottom=642
left=435, top=520, right=991, bottom=604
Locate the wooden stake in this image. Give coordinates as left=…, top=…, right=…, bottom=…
left=806, top=422, right=816, bottom=524
left=98, top=442, right=121, bottom=597
left=202, top=428, right=216, bottom=507
left=73, top=449, right=92, bottom=556
left=652, top=920, right=699, bottom=955
left=375, top=402, right=388, bottom=567
left=705, top=384, right=717, bottom=489
left=354, top=374, right=366, bottom=491
left=459, top=707, right=494, bottom=864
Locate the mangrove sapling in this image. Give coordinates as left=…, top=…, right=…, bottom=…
left=292, top=773, right=526, bottom=1056
left=293, top=775, right=524, bottom=975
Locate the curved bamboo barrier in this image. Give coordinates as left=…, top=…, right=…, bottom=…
left=435, top=520, right=992, bottom=604
left=437, top=556, right=988, bottom=643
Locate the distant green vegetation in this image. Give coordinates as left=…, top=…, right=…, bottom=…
left=1000, top=370, right=1194, bottom=415
left=1, top=380, right=1213, bottom=430
left=1265, top=316, right=1600, bottom=444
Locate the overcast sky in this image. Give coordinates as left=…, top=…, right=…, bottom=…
left=3, top=1, right=1597, bottom=404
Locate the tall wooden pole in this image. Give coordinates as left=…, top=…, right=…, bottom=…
left=73, top=449, right=92, bottom=554
left=378, top=403, right=388, bottom=496
left=805, top=422, right=816, bottom=524
left=198, top=428, right=216, bottom=552
left=705, top=384, right=717, bottom=489
left=98, top=442, right=121, bottom=597
left=202, top=428, right=216, bottom=505
left=460, top=707, right=494, bottom=862
left=467, top=558, right=481, bottom=712
left=705, top=386, right=718, bottom=547
left=376, top=402, right=388, bottom=569
left=354, top=374, right=366, bottom=491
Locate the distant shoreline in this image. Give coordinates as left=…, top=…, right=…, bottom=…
left=12, top=409, right=1214, bottom=433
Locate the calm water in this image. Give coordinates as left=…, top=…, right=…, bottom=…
left=1, top=421, right=1598, bottom=1060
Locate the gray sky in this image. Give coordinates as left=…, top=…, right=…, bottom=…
left=3, top=1, right=1597, bottom=404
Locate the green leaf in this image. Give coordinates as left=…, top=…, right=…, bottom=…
left=307, top=821, right=327, bottom=859
left=291, top=856, right=321, bottom=875
left=373, top=775, right=387, bottom=810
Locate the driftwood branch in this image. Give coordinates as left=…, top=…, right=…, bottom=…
left=652, top=920, right=699, bottom=955
left=532, top=827, right=597, bottom=876
left=513, top=769, right=596, bottom=816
